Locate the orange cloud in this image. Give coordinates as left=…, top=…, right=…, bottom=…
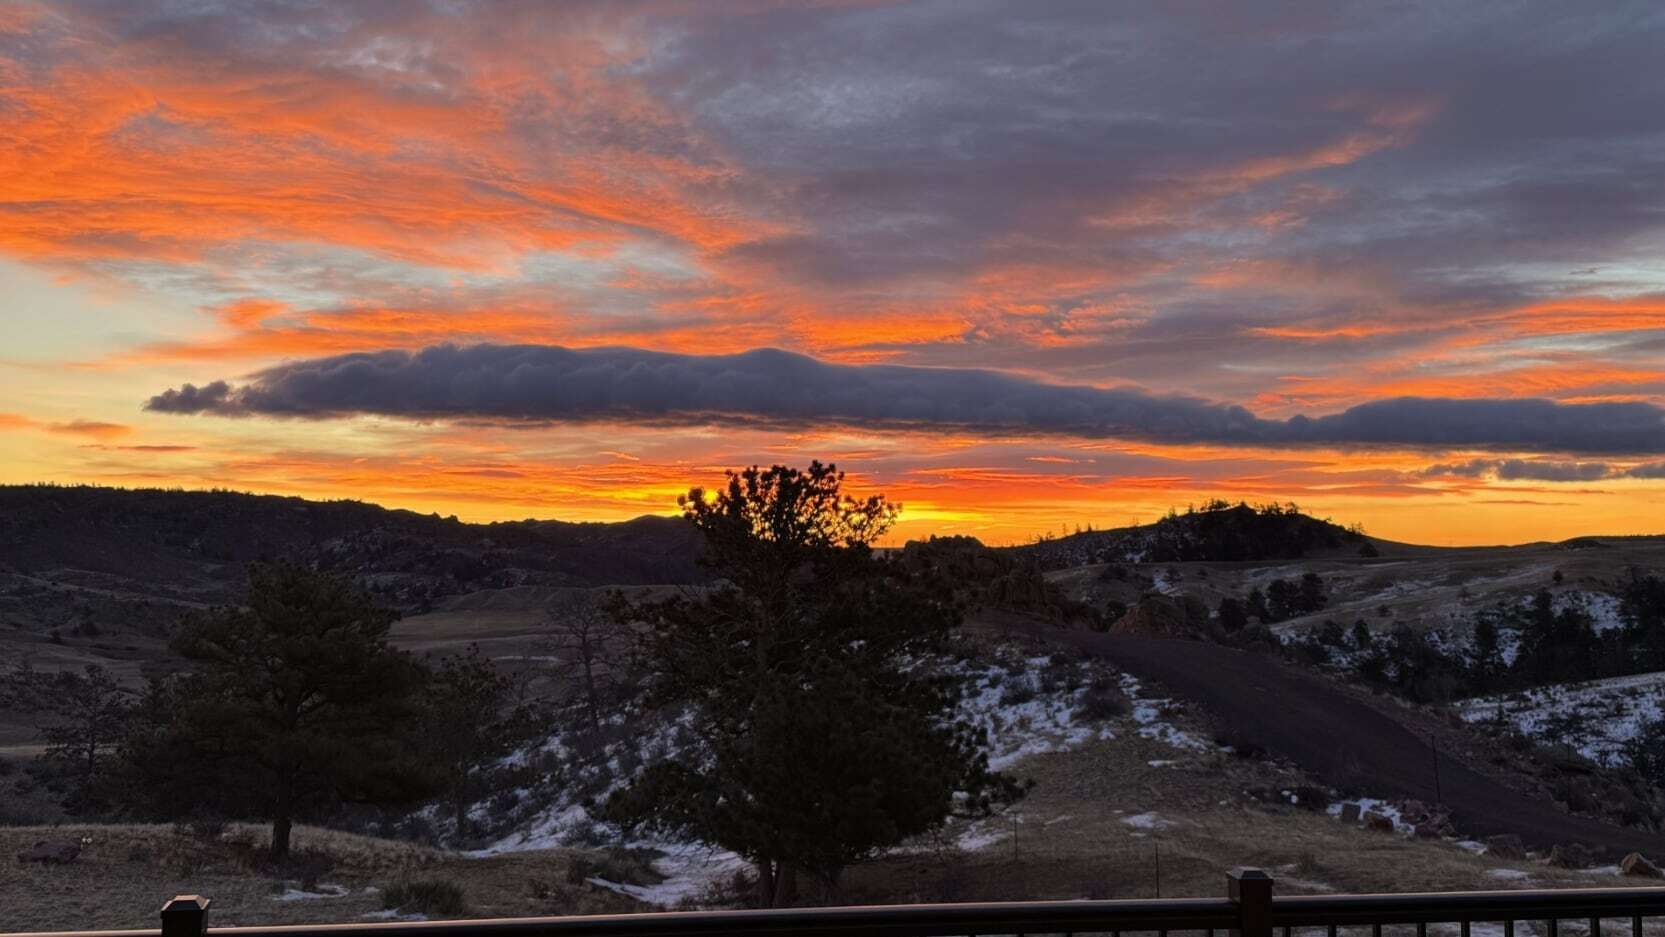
left=0, top=412, right=131, bottom=438
left=0, top=8, right=773, bottom=278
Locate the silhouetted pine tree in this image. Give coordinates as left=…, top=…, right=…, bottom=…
left=114, top=564, right=440, bottom=859
left=604, top=463, right=1023, bottom=906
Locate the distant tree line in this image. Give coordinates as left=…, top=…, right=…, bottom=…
left=1284, top=574, right=1665, bottom=784
left=1216, top=572, right=1329, bottom=632
left=1148, top=501, right=1362, bottom=562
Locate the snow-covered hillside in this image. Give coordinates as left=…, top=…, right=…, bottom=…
left=1456, top=671, right=1665, bottom=765
left=467, top=643, right=1215, bottom=907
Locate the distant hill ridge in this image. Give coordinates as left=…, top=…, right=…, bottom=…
left=1009, top=501, right=1382, bottom=570
left=0, top=485, right=709, bottom=614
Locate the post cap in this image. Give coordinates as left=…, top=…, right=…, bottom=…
left=161, top=896, right=211, bottom=914
left=1228, top=867, right=1273, bottom=881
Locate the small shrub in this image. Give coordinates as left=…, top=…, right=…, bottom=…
left=1078, top=680, right=1131, bottom=720
left=1039, top=657, right=1081, bottom=694
left=564, top=818, right=609, bottom=848
left=382, top=877, right=469, bottom=918
left=998, top=677, right=1038, bottom=707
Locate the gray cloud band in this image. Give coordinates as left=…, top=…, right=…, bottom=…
left=1421, top=457, right=1665, bottom=481
left=144, top=344, right=1665, bottom=455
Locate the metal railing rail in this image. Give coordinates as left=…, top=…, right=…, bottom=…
left=3, top=868, right=1662, bottom=937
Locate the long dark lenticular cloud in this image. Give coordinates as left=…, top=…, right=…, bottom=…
left=145, top=344, right=1665, bottom=454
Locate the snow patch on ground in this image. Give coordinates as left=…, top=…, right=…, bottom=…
left=954, top=819, right=1013, bottom=852
left=1121, top=811, right=1175, bottom=831
left=584, top=842, right=750, bottom=906
left=953, top=654, right=1118, bottom=770
left=1456, top=671, right=1665, bottom=766
left=272, top=884, right=349, bottom=902
left=360, top=910, right=428, bottom=921
left=1119, top=674, right=1213, bottom=751
left=1553, top=590, right=1626, bottom=633
left=1326, top=797, right=1414, bottom=834
left=1278, top=873, right=1337, bottom=893
left=1151, top=570, right=1184, bottom=596
left=1487, top=868, right=1531, bottom=881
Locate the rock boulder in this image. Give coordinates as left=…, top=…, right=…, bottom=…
left=1548, top=843, right=1593, bottom=869
left=1621, top=852, right=1663, bottom=879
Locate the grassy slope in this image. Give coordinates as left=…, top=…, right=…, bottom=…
left=0, top=823, right=642, bottom=931
left=846, top=733, right=1627, bottom=906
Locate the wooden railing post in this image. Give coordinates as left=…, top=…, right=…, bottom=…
left=160, top=896, right=210, bottom=937
left=1229, top=867, right=1273, bottom=937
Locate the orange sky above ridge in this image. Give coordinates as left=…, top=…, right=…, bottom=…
left=3, top=2, right=1664, bottom=546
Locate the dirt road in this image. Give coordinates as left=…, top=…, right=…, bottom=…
left=1052, top=630, right=1664, bottom=858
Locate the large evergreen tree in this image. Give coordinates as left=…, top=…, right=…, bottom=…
left=115, top=564, right=440, bottom=859
left=605, top=463, right=1020, bottom=906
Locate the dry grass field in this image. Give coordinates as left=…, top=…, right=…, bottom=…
left=2, top=726, right=1654, bottom=933
left=0, top=823, right=642, bottom=932
left=844, top=731, right=1632, bottom=906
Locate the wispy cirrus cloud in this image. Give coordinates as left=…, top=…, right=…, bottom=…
left=0, top=412, right=131, bottom=439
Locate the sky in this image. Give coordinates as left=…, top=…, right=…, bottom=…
left=2, top=0, right=1664, bottom=546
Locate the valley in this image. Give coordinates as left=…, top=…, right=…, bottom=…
left=2, top=486, right=1663, bottom=927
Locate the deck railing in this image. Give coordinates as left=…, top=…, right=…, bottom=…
left=5, top=869, right=1663, bottom=937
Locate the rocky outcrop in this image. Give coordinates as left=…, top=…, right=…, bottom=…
left=1363, top=811, right=1396, bottom=833
left=1621, top=852, right=1663, bottom=879
left=1397, top=800, right=1454, bottom=839
left=1108, top=595, right=1200, bottom=638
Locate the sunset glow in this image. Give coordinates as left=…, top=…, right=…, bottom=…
left=4, top=2, right=1664, bottom=545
